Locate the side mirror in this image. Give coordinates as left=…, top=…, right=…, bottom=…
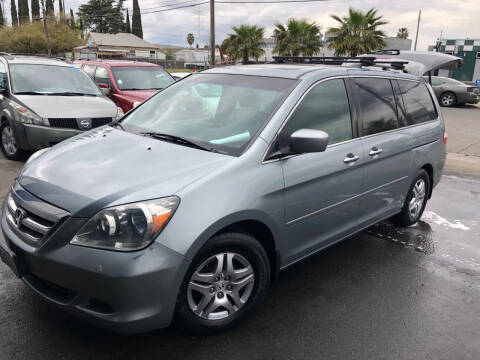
left=98, top=82, right=111, bottom=96
left=289, top=129, right=329, bottom=154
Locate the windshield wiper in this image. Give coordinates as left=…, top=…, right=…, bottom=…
left=109, top=120, right=125, bottom=130
left=139, top=132, right=215, bottom=152
left=14, top=91, right=47, bottom=95
left=45, top=92, right=98, bottom=96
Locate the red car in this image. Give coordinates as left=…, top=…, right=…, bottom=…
left=75, top=60, right=175, bottom=112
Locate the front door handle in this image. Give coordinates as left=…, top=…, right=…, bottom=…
left=369, top=147, right=383, bottom=157
left=344, top=153, right=360, bottom=164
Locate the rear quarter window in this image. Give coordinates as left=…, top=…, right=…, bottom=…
left=397, top=80, right=437, bottom=125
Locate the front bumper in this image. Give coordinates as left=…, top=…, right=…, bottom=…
left=0, top=197, right=190, bottom=334
left=12, top=122, right=82, bottom=151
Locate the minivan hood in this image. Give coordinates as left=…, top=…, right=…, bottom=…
left=15, top=95, right=117, bottom=118
left=18, top=127, right=231, bottom=216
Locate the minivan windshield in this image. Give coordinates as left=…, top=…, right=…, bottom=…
left=120, top=73, right=296, bottom=156
left=10, top=64, right=102, bottom=96
left=111, top=66, right=175, bottom=90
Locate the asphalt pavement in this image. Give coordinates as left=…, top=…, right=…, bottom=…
left=0, top=106, right=479, bottom=359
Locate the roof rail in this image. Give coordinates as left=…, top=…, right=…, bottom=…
left=0, top=52, right=14, bottom=59
left=368, top=49, right=401, bottom=55
left=272, top=55, right=408, bottom=71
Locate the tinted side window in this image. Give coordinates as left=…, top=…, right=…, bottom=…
left=94, top=66, right=111, bottom=86
left=82, top=65, right=96, bottom=78
left=0, top=62, right=7, bottom=89
left=398, top=80, right=437, bottom=125
left=286, top=79, right=352, bottom=145
left=353, top=78, right=398, bottom=136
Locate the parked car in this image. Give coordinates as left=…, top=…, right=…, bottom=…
left=75, top=60, right=175, bottom=112
left=0, top=55, right=122, bottom=160
left=426, top=76, right=479, bottom=107
left=1, top=62, right=446, bottom=334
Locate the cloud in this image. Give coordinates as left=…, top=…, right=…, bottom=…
left=2, top=0, right=479, bottom=50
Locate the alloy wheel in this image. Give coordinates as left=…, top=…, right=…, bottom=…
left=441, top=94, right=454, bottom=106
left=409, top=179, right=426, bottom=220
left=187, top=252, right=255, bottom=320
left=1, top=125, right=18, bottom=156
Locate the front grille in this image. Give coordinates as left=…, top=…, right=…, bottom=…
left=48, top=117, right=113, bottom=130
left=91, top=117, right=113, bottom=128
left=48, top=118, right=77, bottom=129
left=5, top=183, right=70, bottom=247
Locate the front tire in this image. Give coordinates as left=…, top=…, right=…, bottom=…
left=392, top=169, right=430, bottom=227
left=174, top=232, right=270, bottom=334
left=0, top=121, right=25, bottom=161
left=439, top=92, right=457, bottom=107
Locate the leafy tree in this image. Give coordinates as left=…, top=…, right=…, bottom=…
left=0, top=4, right=4, bottom=26
left=124, top=8, right=130, bottom=32
left=10, top=0, right=19, bottom=26
left=187, top=33, right=194, bottom=47
left=0, top=20, right=80, bottom=53
left=18, top=0, right=30, bottom=24
left=31, top=0, right=40, bottom=21
left=45, top=0, right=54, bottom=15
left=69, top=8, right=75, bottom=28
left=273, top=19, right=322, bottom=56
left=77, top=0, right=125, bottom=33
left=223, top=24, right=265, bottom=63
left=327, top=7, right=387, bottom=57
left=131, top=0, right=142, bottom=38
left=396, top=27, right=409, bottom=39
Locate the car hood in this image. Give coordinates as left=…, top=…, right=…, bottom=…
left=116, top=89, right=160, bottom=101
left=14, top=95, right=117, bottom=118
left=18, top=127, right=232, bottom=216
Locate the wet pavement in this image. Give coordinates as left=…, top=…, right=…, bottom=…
left=0, top=170, right=479, bottom=359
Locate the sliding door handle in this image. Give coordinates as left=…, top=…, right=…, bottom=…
left=369, top=147, right=383, bottom=156
left=344, top=153, right=360, bottom=164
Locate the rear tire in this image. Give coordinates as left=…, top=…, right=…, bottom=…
left=392, top=169, right=430, bottom=227
left=174, top=232, right=270, bottom=335
left=0, top=121, right=25, bottom=161
left=439, top=92, right=457, bottom=107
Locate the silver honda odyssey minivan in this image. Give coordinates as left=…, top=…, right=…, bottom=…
left=0, top=60, right=446, bottom=334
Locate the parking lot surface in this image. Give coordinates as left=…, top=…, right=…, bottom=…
left=0, top=106, right=479, bottom=359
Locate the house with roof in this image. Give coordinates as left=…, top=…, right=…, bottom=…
left=73, top=33, right=166, bottom=60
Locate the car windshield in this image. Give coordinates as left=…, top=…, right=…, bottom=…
left=111, top=66, right=175, bottom=90
left=120, top=73, right=296, bottom=156
left=10, top=64, right=102, bottom=95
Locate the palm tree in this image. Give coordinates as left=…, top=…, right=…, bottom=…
left=187, top=33, right=194, bottom=47
left=273, top=19, right=322, bottom=57
left=327, top=7, right=387, bottom=57
left=396, top=27, right=409, bottom=39
left=223, top=25, right=265, bottom=63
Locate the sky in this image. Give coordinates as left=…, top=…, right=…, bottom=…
left=2, top=0, right=480, bottom=50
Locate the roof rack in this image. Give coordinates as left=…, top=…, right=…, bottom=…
left=272, top=55, right=408, bottom=71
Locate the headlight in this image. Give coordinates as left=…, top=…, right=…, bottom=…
left=14, top=105, right=44, bottom=125
left=114, top=106, right=124, bottom=120
left=70, top=196, right=180, bottom=251
left=24, top=147, right=49, bottom=166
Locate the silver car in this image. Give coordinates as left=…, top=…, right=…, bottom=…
left=0, top=55, right=122, bottom=160
left=428, top=76, right=479, bottom=107
left=0, top=63, right=446, bottom=334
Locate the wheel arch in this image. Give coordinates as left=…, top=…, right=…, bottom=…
left=185, top=211, right=282, bottom=283
left=420, top=163, right=434, bottom=199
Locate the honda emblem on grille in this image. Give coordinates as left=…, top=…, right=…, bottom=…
left=14, top=208, right=25, bottom=227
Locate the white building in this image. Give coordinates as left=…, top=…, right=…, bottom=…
left=173, top=48, right=221, bottom=68
left=74, top=33, right=166, bottom=60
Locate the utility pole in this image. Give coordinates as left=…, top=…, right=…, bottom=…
left=40, top=0, right=52, bottom=56
left=209, top=0, right=215, bottom=67
left=414, top=9, right=421, bottom=51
